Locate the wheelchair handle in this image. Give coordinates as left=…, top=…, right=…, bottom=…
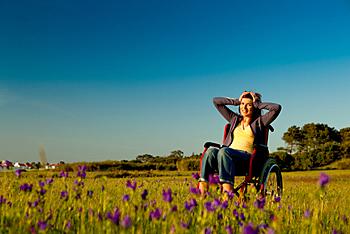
left=203, top=142, right=222, bottom=149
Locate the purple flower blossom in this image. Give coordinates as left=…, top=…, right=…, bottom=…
left=39, top=188, right=47, bottom=196
left=192, top=172, right=200, bottom=180
left=107, top=208, right=121, bottom=224
left=126, top=180, right=137, bottom=190
left=59, top=170, right=68, bottom=178
left=274, top=196, right=281, bottom=203
left=121, top=215, right=132, bottom=228
left=304, top=209, right=311, bottom=218
left=204, top=201, right=216, bottom=212
left=101, top=185, right=105, bottom=191
left=240, top=212, right=246, bottom=221
left=171, top=205, right=178, bottom=212
left=254, top=197, right=266, bottom=209
left=162, top=188, right=173, bottom=203
left=243, top=223, right=258, bottom=234
left=123, top=194, right=130, bottom=202
left=225, top=225, right=233, bottom=234
left=0, top=195, right=7, bottom=204
left=185, top=198, right=197, bottom=212
left=87, top=190, right=93, bottom=198
left=66, top=220, right=72, bottom=229
left=208, top=174, right=220, bottom=184
left=39, top=181, right=45, bottom=187
left=319, top=173, right=330, bottom=187
left=204, top=227, right=212, bottom=234
left=189, top=186, right=201, bottom=195
left=77, top=171, right=86, bottom=179
left=181, top=220, right=190, bottom=229
left=37, top=220, right=47, bottom=230
left=20, top=183, right=33, bottom=192
left=15, top=169, right=22, bottom=177
left=221, top=200, right=229, bottom=209
left=233, top=209, right=239, bottom=218
left=218, top=213, right=223, bottom=220
left=267, top=228, right=275, bottom=234
left=141, top=189, right=148, bottom=200
left=149, top=208, right=162, bottom=220
left=46, top=178, right=54, bottom=185
left=61, top=190, right=68, bottom=200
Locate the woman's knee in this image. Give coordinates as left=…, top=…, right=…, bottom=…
left=217, top=147, right=232, bottom=159
left=204, top=148, right=219, bottom=160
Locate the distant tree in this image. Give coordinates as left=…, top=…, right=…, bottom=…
left=340, top=127, right=350, bottom=158
left=282, top=125, right=304, bottom=154
left=170, top=150, right=184, bottom=159
left=136, top=154, right=154, bottom=163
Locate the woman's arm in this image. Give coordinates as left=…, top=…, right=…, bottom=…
left=213, top=97, right=241, bottom=122
left=256, top=102, right=282, bottom=126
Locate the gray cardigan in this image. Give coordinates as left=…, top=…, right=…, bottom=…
left=213, top=97, right=282, bottom=147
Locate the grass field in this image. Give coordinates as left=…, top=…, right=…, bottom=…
left=0, top=169, right=349, bottom=233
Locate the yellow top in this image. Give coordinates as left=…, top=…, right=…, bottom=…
left=230, top=122, right=254, bottom=154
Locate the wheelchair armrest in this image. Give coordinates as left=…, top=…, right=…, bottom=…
left=203, top=142, right=222, bottom=149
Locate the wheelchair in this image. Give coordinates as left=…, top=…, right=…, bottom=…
left=199, top=123, right=283, bottom=197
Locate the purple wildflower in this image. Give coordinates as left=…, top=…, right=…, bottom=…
left=274, top=196, right=281, bottom=203
left=66, top=220, right=72, bottom=229
left=204, top=227, right=212, bottom=234
left=149, top=208, right=162, bottom=220
left=204, top=201, right=216, bottom=212
left=233, top=209, right=239, bottom=218
left=61, top=190, right=68, bottom=200
left=59, top=170, right=68, bottom=178
left=192, top=172, right=200, bottom=180
left=123, top=194, right=130, bottom=202
left=37, top=220, right=47, bottom=230
left=77, top=171, right=86, bottom=179
left=240, top=212, right=246, bottom=221
left=243, top=223, right=258, bottom=234
left=46, top=178, right=54, bottom=185
left=304, top=209, right=311, bottom=218
left=20, top=183, right=33, bottom=192
left=171, top=205, right=178, bottom=212
left=87, top=190, right=93, bottom=198
left=126, top=180, right=137, bottom=190
left=221, top=200, right=229, bottom=209
left=39, top=188, right=46, bottom=196
left=181, top=220, right=190, bottom=229
left=15, top=169, right=22, bottom=177
left=107, top=208, right=121, bottom=224
left=0, top=195, right=6, bottom=204
left=254, top=197, right=266, bottom=209
left=162, top=188, right=173, bottom=203
left=319, top=173, right=330, bottom=187
left=141, top=189, right=148, bottom=200
left=121, top=215, right=132, bottom=228
left=267, top=228, right=275, bottom=234
left=218, top=213, right=223, bottom=220
left=38, top=181, right=45, bottom=187
left=189, top=186, right=201, bottom=195
left=225, top=225, right=233, bottom=234
left=208, top=174, right=220, bottom=184
left=185, top=198, right=197, bottom=212
left=101, top=185, right=105, bottom=191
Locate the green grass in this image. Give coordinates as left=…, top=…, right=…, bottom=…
left=0, top=169, right=349, bottom=233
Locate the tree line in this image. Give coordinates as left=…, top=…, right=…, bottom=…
left=271, top=123, right=350, bottom=170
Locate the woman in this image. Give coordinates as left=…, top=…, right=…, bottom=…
left=198, top=91, right=281, bottom=194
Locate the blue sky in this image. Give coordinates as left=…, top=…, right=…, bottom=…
left=1, top=0, right=350, bottom=163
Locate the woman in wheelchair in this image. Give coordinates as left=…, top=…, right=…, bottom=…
left=198, top=91, right=281, bottom=195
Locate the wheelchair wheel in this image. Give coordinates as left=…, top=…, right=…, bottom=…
left=259, top=158, right=283, bottom=197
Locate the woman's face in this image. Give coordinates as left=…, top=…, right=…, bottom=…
left=240, top=98, right=254, bottom=118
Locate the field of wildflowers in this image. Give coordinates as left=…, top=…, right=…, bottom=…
left=0, top=168, right=349, bottom=233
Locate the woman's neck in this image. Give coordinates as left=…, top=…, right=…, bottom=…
left=242, top=117, right=252, bottom=127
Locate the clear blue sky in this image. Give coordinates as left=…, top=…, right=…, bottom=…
left=1, top=0, right=350, bottom=163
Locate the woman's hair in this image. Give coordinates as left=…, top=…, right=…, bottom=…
left=239, top=91, right=262, bottom=119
